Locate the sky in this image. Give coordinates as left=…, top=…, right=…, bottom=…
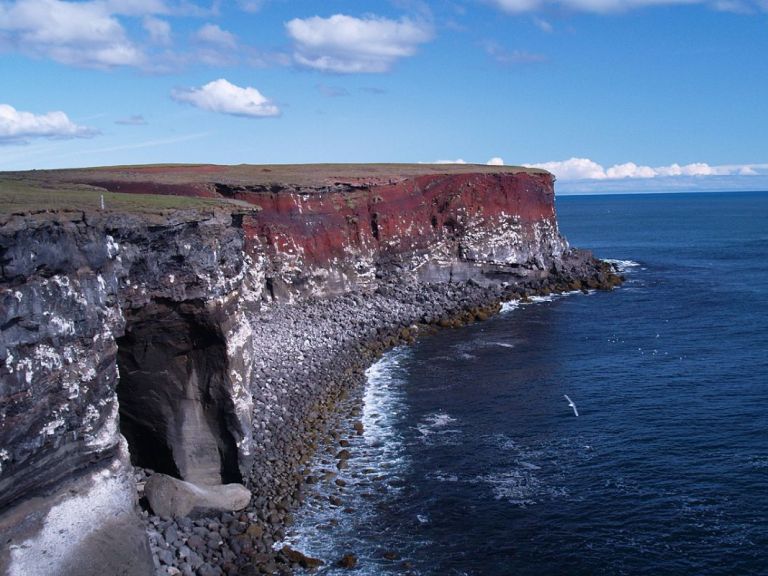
left=1, top=0, right=767, bottom=193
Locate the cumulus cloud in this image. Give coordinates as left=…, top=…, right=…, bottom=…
left=525, top=157, right=765, bottom=180
left=171, top=78, right=280, bottom=118
left=285, top=13, right=433, bottom=73
left=195, top=23, right=236, bottom=49
left=488, top=0, right=768, bottom=13
left=0, top=103, right=96, bottom=142
left=426, top=157, right=504, bottom=165
left=0, top=0, right=143, bottom=67
left=526, top=157, right=606, bottom=179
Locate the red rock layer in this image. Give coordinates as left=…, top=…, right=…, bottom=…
left=234, top=171, right=556, bottom=264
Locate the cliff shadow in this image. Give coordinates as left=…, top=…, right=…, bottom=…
left=115, top=301, right=242, bottom=485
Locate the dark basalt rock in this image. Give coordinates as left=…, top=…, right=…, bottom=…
left=337, top=553, right=358, bottom=569
left=280, top=546, right=324, bottom=569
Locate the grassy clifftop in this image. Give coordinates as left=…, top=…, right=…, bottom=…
left=0, top=163, right=548, bottom=215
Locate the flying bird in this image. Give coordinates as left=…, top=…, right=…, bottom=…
left=564, top=394, right=579, bottom=417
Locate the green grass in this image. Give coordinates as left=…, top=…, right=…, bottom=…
left=0, top=162, right=551, bottom=216
left=0, top=178, right=236, bottom=215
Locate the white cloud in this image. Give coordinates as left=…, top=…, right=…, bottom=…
left=285, top=13, right=433, bottom=73
left=527, top=157, right=607, bottom=179
left=143, top=16, right=171, bottom=45
left=195, top=23, right=236, bottom=48
left=605, top=161, right=658, bottom=179
left=0, top=0, right=143, bottom=67
left=525, top=157, right=766, bottom=180
left=487, top=156, right=505, bottom=165
left=171, top=78, right=280, bottom=118
left=488, top=0, right=768, bottom=13
left=0, top=103, right=96, bottom=142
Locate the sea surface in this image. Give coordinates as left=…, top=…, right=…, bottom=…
left=284, top=191, right=768, bottom=575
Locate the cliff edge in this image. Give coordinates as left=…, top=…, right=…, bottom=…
left=0, top=164, right=620, bottom=575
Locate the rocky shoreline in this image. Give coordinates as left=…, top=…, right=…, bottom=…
left=139, top=252, right=622, bottom=576
left=1, top=165, right=622, bottom=576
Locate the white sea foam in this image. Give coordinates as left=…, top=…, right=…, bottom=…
left=500, top=300, right=520, bottom=313
left=280, top=347, right=412, bottom=572
left=480, top=433, right=600, bottom=508
left=473, top=470, right=542, bottom=507
left=526, top=294, right=555, bottom=303
left=502, top=284, right=597, bottom=314
left=604, top=258, right=641, bottom=272
left=416, top=412, right=460, bottom=443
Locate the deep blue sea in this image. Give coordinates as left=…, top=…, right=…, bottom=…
left=285, top=191, right=768, bottom=575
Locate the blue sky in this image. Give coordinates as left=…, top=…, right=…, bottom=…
left=1, top=0, right=767, bottom=193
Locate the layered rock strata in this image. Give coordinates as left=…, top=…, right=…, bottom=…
left=0, top=165, right=621, bottom=575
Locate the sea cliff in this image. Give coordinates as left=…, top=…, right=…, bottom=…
left=0, top=164, right=621, bottom=575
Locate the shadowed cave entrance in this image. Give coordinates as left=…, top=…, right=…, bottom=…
left=116, top=302, right=242, bottom=485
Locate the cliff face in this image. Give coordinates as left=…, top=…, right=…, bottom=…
left=0, top=209, right=258, bottom=576
left=0, top=165, right=607, bottom=576
left=233, top=171, right=566, bottom=297
left=6, top=164, right=567, bottom=296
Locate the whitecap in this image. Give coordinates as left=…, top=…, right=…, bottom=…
left=526, top=294, right=555, bottom=303
left=416, top=412, right=460, bottom=443
left=500, top=300, right=520, bottom=313
left=604, top=258, right=641, bottom=272
left=417, top=412, right=456, bottom=433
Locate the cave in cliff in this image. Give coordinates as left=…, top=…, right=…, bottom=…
left=115, top=302, right=242, bottom=485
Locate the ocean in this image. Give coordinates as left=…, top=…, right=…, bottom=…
left=284, top=191, right=768, bottom=575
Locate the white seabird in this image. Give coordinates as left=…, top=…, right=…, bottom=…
left=564, top=394, right=579, bottom=417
